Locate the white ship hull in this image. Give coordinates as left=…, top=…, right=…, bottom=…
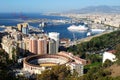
left=67, top=25, right=88, bottom=31
left=91, top=29, right=105, bottom=32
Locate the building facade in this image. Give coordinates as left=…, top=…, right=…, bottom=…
left=49, top=32, right=59, bottom=53
left=102, top=50, right=116, bottom=63
left=48, top=39, right=56, bottom=54
left=17, top=23, right=29, bottom=35
left=38, top=38, right=47, bottom=55
left=29, top=37, right=37, bottom=54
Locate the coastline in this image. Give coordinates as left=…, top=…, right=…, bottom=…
left=67, top=31, right=113, bottom=47
left=76, top=30, right=113, bottom=44
left=0, top=14, right=118, bottom=42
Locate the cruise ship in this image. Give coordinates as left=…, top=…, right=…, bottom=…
left=67, top=25, right=88, bottom=31
left=91, top=29, right=105, bottom=32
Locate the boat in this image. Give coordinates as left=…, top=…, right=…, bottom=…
left=0, top=25, right=5, bottom=28
left=91, top=29, right=105, bottom=32
left=67, top=25, right=88, bottom=31
left=86, top=32, right=92, bottom=36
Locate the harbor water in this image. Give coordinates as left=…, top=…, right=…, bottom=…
left=0, top=13, right=101, bottom=40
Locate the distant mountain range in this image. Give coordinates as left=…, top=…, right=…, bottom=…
left=66, top=6, right=120, bottom=14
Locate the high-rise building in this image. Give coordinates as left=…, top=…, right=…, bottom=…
left=22, top=27, right=29, bottom=35
left=29, top=37, right=37, bottom=54
left=29, top=38, right=32, bottom=53
left=14, top=33, right=22, bottom=41
left=18, top=41, right=25, bottom=55
left=17, top=24, right=23, bottom=32
left=17, top=23, right=29, bottom=35
left=48, top=39, right=56, bottom=54
left=23, top=38, right=30, bottom=51
left=1, top=36, right=18, bottom=60
left=38, top=38, right=47, bottom=55
left=49, top=32, right=59, bottom=53
left=29, top=37, right=47, bottom=55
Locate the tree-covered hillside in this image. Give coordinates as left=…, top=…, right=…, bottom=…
left=68, top=30, right=120, bottom=57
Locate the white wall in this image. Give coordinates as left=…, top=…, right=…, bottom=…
left=103, top=52, right=116, bottom=63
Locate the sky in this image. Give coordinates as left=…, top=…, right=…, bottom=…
left=0, top=0, right=120, bottom=13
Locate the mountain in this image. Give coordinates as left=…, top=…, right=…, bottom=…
left=67, top=6, right=120, bottom=14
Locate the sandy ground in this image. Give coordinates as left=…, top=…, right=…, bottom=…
left=109, top=64, right=120, bottom=77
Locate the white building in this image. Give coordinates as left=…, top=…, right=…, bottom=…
left=48, top=39, right=56, bottom=54
left=1, top=36, right=18, bottom=60
left=102, top=50, right=116, bottom=63
left=67, top=62, right=84, bottom=76
left=49, top=32, right=59, bottom=53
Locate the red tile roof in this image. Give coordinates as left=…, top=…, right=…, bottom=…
left=107, top=50, right=116, bottom=54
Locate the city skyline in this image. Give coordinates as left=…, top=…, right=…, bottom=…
left=0, top=0, right=120, bottom=13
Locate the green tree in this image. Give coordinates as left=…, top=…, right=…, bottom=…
left=12, top=47, right=17, bottom=62
left=115, top=44, right=120, bottom=65
left=37, top=65, right=71, bottom=80
left=103, top=59, right=113, bottom=68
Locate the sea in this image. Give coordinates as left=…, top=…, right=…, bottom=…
left=0, top=13, right=101, bottom=40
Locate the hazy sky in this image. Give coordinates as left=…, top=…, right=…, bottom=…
left=0, top=0, right=120, bottom=13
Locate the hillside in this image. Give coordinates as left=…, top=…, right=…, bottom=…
left=67, top=5, right=120, bottom=14
left=109, top=64, right=120, bottom=77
